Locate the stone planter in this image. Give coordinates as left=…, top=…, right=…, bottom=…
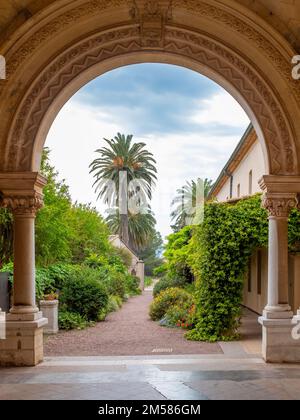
left=40, top=300, right=58, bottom=334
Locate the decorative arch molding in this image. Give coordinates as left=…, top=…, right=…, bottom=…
left=0, top=0, right=299, bottom=175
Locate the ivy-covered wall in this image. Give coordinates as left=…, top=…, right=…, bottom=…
left=183, top=194, right=300, bottom=342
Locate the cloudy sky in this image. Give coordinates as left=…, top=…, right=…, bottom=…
left=46, top=63, right=250, bottom=240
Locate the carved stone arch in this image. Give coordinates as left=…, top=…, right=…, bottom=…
left=0, top=0, right=299, bottom=176
left=1, top=0, right=300, bottom=367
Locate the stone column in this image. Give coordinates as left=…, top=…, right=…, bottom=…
left=6, top=195, right=43, bottom=315
left=258, top=185, right=300, bottom=362
left=0, top=172, right=48, bottom=366
left=262, top=193, right=295, bottom=318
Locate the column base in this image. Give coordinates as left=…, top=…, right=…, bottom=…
left=263, top=306, right=293, bottom=319
left=10, top=305, right=39, bottom=315
left=259, top=315, right=300, bottom=363
left=0, top=311, right=48, bottom=366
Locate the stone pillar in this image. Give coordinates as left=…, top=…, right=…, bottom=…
left=258, top=180, right=300, bottom=362
left=136, top=260, right=145, bottom=291
left=0, top=172, right=48, bottom=366
left=262, top=193, right=295, bottom=317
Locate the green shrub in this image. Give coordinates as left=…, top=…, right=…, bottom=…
left=36, top=268, right=56, bottom=301
left=58, top=311, right=88, bottom=330
left=153, top=264, right=167, bottom=277
left=149, top=287, right=194, bottom=321
left=100, top=268, right=126, bottom=299
left=112, top=247, right=132, bottom=268
left=124, top=274, right=141, bottom=296
left=1, top=263, right=56, bottom=302
left=144, top=276, right=153, bottom=287
left=47, top=263, right=80, bottom=290
left=107, top=295, right=123, bottom=313
left=86, top=260, right=140, bottom=299
left=153, top=276, right=186, bottom=297
left=59, top=268, right=108, bottom=321
left=163, top=226, right=195, bottom=283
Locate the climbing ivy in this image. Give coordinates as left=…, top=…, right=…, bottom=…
left=185, top=194, right=300, bottom=342
left=186, top=195, right=267, bottom=341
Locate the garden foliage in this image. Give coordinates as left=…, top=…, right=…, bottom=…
left=0, top=149, right=141, bottom=330
left=154, top=194, right=300, bottom=341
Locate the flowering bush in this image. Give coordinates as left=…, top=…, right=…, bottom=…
left=165, top=303, right=196, bottom=329
left=149, top=287, right=194, bottom=321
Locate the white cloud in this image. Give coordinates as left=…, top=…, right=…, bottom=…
left=190, top=92, right=250, bottom=127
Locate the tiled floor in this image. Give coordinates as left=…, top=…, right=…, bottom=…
left=1, top=352, right=300, bottom=400
left=1, top=309, right=300, bottom=400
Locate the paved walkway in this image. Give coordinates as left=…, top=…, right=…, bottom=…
left=1, top=354, right=300, bottom=400
left=2, top=295, right=300, bottom=399
left=44, top=290, right=222, bottom=356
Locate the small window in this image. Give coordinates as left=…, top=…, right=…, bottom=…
left=229, top=175, right=233, bottom=199
left=237, top=183, right=240, bottom=198
left=257, top=250, right=262, bottom=295
left=247, top=259, right=252, bottom=293
left=249, top=170, right=253, bottom=195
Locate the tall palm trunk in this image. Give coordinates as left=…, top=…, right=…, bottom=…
left=120, top=213, right=129, bottom=245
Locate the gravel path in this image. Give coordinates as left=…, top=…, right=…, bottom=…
left=44, top=290, right=222, bottom=356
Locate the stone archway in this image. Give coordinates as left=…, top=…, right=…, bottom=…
left=0, top=0, right=300, bottom=365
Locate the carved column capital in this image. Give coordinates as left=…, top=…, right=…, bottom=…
left=262, top=193, right=297, bottom=218
left=0, top=172, right=47, bottom=217
left=0, top=193, right=44, bottom=217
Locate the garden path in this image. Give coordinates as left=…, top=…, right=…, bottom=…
left=44, top=289, right=222, bottom=356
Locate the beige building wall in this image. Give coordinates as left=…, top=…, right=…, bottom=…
left=216, top=140, right=265, bottom=202
left=212, top=127, right=300, bottom=316
left=288, top=254, right=300, bottom=315
left=109, top=235, right=145, bottom=290
left=243, top=249, right=268, bottom=315
left=243, top=250, right=300, bottom=315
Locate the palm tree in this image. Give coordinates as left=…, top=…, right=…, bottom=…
left=106, top=209, right=156, bottom=253
left=170, top=178, right=213, bottom=231
left=90, top=133, right=157, bottom=245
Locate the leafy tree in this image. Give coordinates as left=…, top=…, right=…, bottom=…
left=163, top=226, right=194, bottom=283
left=89, top=133, right=157, bottom=245
left=68, top=203, right=110, bottom=263
left=171, top=178, right=213, bottom=232
left=106, top=209, right=156, bottom=253
left=36, top=148, right=111, bottom=266
left=139, top=230, right=164, bottom=275
left=35, top=148, right=73, bottom=265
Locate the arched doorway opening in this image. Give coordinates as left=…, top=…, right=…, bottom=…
left=0, top=0, right=300, bottom=366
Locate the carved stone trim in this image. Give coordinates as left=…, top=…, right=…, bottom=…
left=129, top=0, right=173, bottom=48
left=4, top=24, right=296, bottom=176
left=164, top=27, right=296, bottom=175
left=0, top=194, right=44, bottom=216
left=172, top=0, right=300, bottom=105
left=262, top=193, right=297, bottom=218
left=2, top=0, right=299, bottom=106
